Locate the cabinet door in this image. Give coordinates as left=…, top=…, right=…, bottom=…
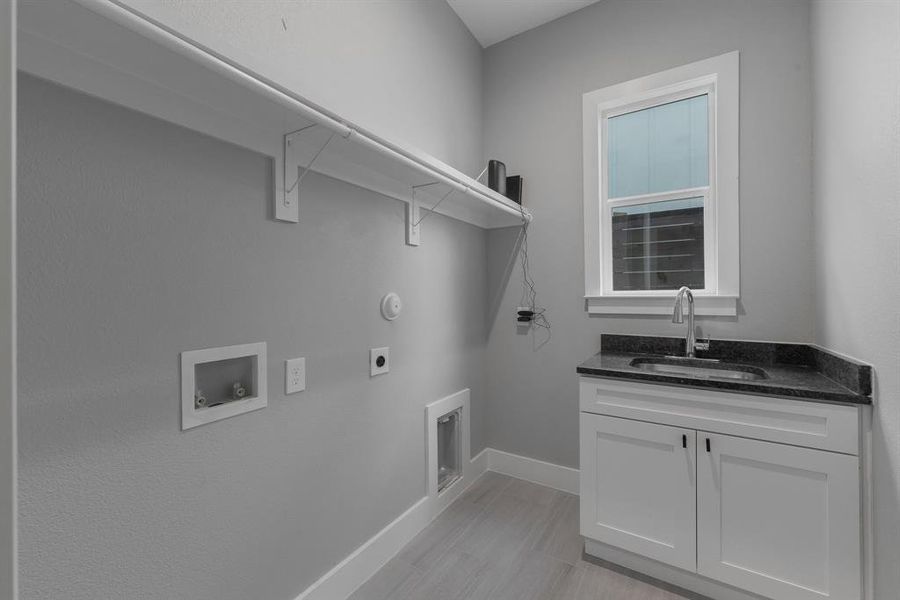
left=580, top=413, right=696, bottom=571
left=697, top=433, right=860, bottom=600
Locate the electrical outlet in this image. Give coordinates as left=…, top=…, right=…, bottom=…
left=517, top=306, right=534, bottom=325
left=370, top=347, right=390, bottom=377
left=285, top=357, right=306, bottom=394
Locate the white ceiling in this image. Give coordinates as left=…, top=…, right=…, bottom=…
left=447, top=0, right=602, bottom=48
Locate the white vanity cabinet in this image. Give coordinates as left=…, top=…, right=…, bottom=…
left=580, top=414, right=697, bottom=571
left=697, top=433, right=860, bottom=600
left=580, top=377, right=866, bottom=600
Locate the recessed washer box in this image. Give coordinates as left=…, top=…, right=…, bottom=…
left=180, top=342, right=267, bottom=430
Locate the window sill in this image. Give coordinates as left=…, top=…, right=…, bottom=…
left=585, top=295, right=738, bottom=317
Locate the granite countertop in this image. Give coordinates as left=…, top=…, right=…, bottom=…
left=577, top=335, right=872, bottom=405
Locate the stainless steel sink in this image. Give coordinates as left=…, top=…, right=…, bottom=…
left=629, top=357, right=768, bottom=381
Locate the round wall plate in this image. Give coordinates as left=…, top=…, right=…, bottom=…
left=381, top=292, right=402, bottom=321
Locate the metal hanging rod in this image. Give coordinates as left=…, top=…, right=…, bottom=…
left=74, top=0, right=530, bottom=225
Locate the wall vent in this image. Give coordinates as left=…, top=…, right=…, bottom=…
left=426, top=389, right=471, bottom=513
left=437, top=409, right=462, bottom=493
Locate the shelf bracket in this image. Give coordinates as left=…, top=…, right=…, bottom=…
left=407, top=182, right=446, bottom=246
left=406, top=183, right=464, bottom=246
left=406, top=192, right=421, bottom=246
left=415, top=187, right=457, bottom=227
left=275, top=125, right=338, bottom=223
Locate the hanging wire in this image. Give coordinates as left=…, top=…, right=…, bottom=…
left=515, top=190, right=550, bottom=345
left=409, top=165, right=546, bottom=348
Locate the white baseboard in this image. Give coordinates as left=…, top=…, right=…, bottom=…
left=295, top=496, right=432, bottom=600
left=470, top=447, right=488, bottom=475
left=584, top=540, right=763, bottom=600
left=483, top=448, right=580, bottom=495
left=293, top=447, right=570, bottom=600
left=294, top=449, right=488, bottom=600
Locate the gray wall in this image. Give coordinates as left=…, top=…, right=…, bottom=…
left=481, top=0, right=815, bottom=467
left=16, top=72, right=488, bottom=600
left=17, top=2, right=487, bottom=598
left=120, top=0, right=485, bottom=177
left=1, top=1, right=15, bottom=599
left=16, top=2, right=898, bottom=599
left=811, top=1, right=900, bottom=597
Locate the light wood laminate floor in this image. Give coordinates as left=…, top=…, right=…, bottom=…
left=349, top=472, right=697, bottom=600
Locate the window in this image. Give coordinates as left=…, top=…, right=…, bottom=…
left=583, top=52, right=739, bottom=316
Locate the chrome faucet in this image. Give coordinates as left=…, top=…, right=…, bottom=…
left=672, top=286, right=696, bottom=358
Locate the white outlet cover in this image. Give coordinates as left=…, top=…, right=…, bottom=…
left=370, top=347, right=390, bottom=377
left=285, top=357, right=306, bottom=394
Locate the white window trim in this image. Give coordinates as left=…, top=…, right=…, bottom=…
left=583, top=52, right=740, bottom=316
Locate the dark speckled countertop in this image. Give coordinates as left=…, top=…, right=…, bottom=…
left=577, top=335, right=872, bottom=405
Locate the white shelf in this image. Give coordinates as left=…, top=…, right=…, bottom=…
left=17, top=0, right=531, bottom=232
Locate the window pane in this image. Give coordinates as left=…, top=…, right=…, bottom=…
left=608, top=95, right=708, bottom=198
left=612, top=197, right=705, bottom=291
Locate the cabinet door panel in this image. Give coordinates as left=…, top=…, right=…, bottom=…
left=580, top=413, right=696, bottom=571
left=697, top=434, right=860, bottom=600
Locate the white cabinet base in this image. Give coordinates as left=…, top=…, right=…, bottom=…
left=697, top=434, right=860, bottom=600
left=579, top=379, right=867, bottom=600
left=584, top=539, right=769, bottom=600
left=580, top=414, right=696, bottom=571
